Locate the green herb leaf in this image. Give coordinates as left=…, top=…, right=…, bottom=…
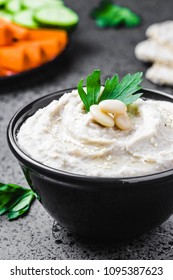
left=77, top=70, right=143, bottom=112
left=77, top=79, right=90, bottom=112
left=8, top=205, right=30, bottom=221
left=77, top=70, right=101, bottom=112
left=100, top=72, right=143, bottom=105
left=98, top=74, right=119, bottom=101
left=119, top=7, right=141, bottom=27
left=91, top=0, right=141, bottom=28
left=0, top=182, right=37, bottom=220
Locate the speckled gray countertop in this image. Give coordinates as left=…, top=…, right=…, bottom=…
left=1, top=0, right=173, bottom=260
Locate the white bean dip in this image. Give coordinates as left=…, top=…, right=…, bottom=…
left=18, top=90, right=173, bottom=177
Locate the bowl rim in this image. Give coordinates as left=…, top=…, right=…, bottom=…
left=7, top=87, right=173, bottom=183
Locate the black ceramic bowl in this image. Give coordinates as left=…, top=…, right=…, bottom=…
left=7, top=88, right=173, bottom=240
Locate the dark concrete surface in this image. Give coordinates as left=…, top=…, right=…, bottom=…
left=1, top=0, right=173, bottom=259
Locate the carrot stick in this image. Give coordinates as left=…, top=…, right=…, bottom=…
left=0, top=65, right=17, bottom=76
left=28, top=29, right=67, bottom=41
left=0, top=46, right=30, bottom=72
left=8, top=23, right=29, bottom=40
left=0, top=19, right=13, bottom=46
left=0, top=19, right=68, bottom=73
left=0, top=18, right=29, bottom=45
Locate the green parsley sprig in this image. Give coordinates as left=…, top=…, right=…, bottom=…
left=77, top=70, right=143, bottom=113
left=91, top=0, right=141, bottom=28
left=0, top=182, right=37, bottom=220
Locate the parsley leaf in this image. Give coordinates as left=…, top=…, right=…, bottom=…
left=77, top=70, right=143, bottom=112
left=91, top=0, right=141, bottom=28
left=0, top=182, right=37, bottom=220
left=77, top=70, right=101, bottom=112
left=98, top=74, right=119, bottom=101
left=99, top=72, right=143, bottom=105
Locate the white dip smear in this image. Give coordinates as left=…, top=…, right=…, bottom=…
left=18, top=90, right=173, bottom=177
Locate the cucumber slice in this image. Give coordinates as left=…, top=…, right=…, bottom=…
left=34, top=6, right=79, bottom=30
left=13, top=10, right=39, bottom=28
left=0, top=10, right=13, bottom=20
left=6, top=0, right=22, bottom=14
left=22, top=0, right=63, bottom=10
left=0, top=0, right=7, bottom=6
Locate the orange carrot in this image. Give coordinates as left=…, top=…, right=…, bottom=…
left=0, top=18, right=29, bottom=46
left=28, top=29, right=68, bottom=41
left=0, top=19, right=68, bottom=76
left=15, top=41, right=42, bottom=68
left=0, top=65, right=17, bottom=76
left=28, top=29, right=68, bottom=57
left=39, top=39, right=60, bottom=61
left=0, top=19, right=13, bottom=46
left=0, top=46, right=30, bottom=72
left=8, top=23, right=29, bottom=41
left=28, top=29, right=68, bottom=50
left=14, top=37, right=67, bottom=64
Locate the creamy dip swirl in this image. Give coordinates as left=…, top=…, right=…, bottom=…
left=18, top=90, right=173, bottom=177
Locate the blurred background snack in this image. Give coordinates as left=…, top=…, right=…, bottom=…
left=135, top=21, right=173, bottom=86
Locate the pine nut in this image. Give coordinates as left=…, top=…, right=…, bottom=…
left=114, top=112, right=132, bottom=130
left=90, top=105, right=114, bottom=127
left=99, top=100, right=127, bottom=115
